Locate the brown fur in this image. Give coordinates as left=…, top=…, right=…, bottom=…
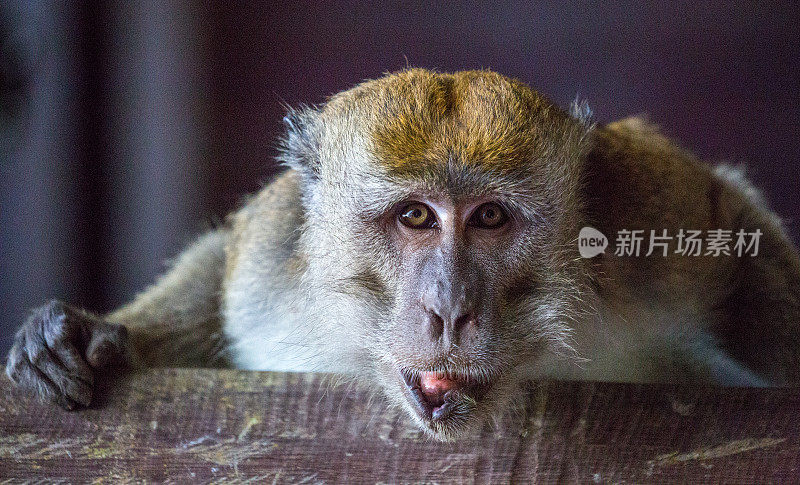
left=584, top=117, right=800, bottom=383
left=361, top=70, right=569, bottom=176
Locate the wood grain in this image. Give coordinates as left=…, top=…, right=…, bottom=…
left=1, top=369, right=798, bottom=483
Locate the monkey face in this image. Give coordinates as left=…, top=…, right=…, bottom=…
left=382, top=194, right=535, bottom=438
left=298, top=176, right=591, bottom=440
left=285, top=69, right=594, bottom=440
left=330, top=179, right=590, bottom=441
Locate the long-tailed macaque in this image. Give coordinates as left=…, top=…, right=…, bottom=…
left=6, top=69, right=800, bottom=440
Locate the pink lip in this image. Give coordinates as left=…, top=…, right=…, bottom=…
left=401, top=368, right=492, bottom=422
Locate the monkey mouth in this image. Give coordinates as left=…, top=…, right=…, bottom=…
left=400, top=368, right=492, bottom=423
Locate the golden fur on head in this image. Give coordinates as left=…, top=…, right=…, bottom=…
left=314, top=70, right=585, bottom=179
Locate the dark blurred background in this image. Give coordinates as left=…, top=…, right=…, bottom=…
left=1, top=2, right=798, bottom=355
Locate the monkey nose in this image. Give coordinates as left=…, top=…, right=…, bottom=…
left=426, top=308, right=477, bottom=344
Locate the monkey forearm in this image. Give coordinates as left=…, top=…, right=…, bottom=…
left=106, top=229, right=230, bottom=368
left=5, top=229, right=230, bottom=409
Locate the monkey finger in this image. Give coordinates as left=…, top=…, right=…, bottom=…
left=43, top=326, right=94, bottom=387
left=5, top=334, right=30, bottom=384
left=10, top=343, right=78, bottom=410
left=23, top=330, right=92, bottom=407
left=86, top=322, right=130, bottom=369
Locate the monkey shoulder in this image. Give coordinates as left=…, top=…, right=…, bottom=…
left=221, top=170, right=319, bottom=371
left=225, top=169, right=306, bottom=280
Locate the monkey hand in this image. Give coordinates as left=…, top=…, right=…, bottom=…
left=5, top=300, right=130, bottom=410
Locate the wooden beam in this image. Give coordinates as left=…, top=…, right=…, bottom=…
left=1, top=369, right=798, bottom=482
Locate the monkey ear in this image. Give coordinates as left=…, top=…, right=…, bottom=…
left=278, top=105, right=321, bottom=184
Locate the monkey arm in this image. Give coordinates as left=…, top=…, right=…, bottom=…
left=6, top=171, right=304, bottom=408
left=5, top=229, right=230, bottom=409
left=105, top=172, right=306, bottom=368
left=106, top=229, right=231, bottom=368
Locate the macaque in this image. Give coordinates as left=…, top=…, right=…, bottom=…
left=6, top=69, right=800, bottom=441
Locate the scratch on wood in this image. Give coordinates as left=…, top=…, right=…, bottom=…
left=667, top=392, right=696, bottom=416
left=178, top=436, right=277, bottom=467
left=238, top=416, right=261, bottom=441
left=508, top=382, right=549, bottom=483
left=648, top=437, right=787, bottom=467
left=182, top=435, right=217, bottom=448
left=82, top=437, right=118, bottom=459
left=0, top=434, right=93, bottom=460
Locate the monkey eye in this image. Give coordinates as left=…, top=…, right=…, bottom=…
left=468, top=202, right=508, bottom=229
left=398, top=203, right=438, bottom=229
